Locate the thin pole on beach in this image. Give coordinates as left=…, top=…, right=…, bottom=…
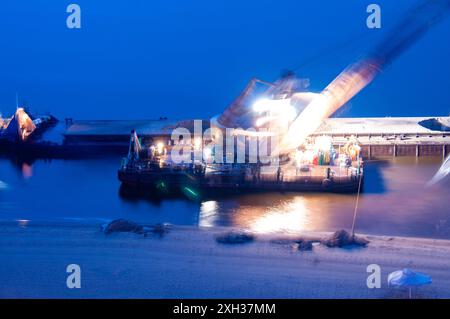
left=351, top=167, right=363, bottom=237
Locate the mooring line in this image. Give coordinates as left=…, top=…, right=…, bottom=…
left=351, top=171, right=363, bottom=237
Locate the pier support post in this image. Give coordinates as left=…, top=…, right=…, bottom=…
left=393, top=144, right=397, bottom=157
left=368, top=145, right=371, bottom=160
left=443, top=144, right=447, bottom=161
left=416, top=145, right=420, bottom=157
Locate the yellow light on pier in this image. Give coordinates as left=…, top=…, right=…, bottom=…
left=156, top=142, right=165, bottom=155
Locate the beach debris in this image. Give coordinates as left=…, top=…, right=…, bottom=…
left=103, top=219, right=145, bottom=235
left=216, top=230, right=255, bottom=244
left=270, top=239, right=293, bottom=245
left=102, top=220, right=172, bottom=237
left=320, top=229, right=369, bottom=248
left=144, top=223, right=171, bottom=237
left=271, top=236, right=319, bottom=251
left=388, top=268, right=432, bottom=299
left=294, top=239, right=314, bottom=251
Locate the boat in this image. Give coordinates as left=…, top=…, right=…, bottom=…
left=0, top=108, right=57, bottom=144
left=118, top=131, right=364, bottom=194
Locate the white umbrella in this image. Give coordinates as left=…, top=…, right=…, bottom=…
left=388, top=268, right=432, bottom=298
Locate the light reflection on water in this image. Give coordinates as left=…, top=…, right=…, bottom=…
left=199, top=200, right=219, bottom=227
left=1, top=157, right=450, bottom=239
left=199, top=192, right=353, bottom=234
left=198, top=157, right=450, bottom=237
left=246, top=197, right=310, bottom=234
left=21, top=163, right=33, bottom=179
left=200, top=197, right=312, bottom=233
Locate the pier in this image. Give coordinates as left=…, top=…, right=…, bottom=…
left=2, top=114, right=449, bottom=161
left=65, top=116, right=450, bottom=160
left=313, top=117, right=450, bottom=159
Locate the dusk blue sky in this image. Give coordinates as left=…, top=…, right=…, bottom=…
left=0, top=0, right=449, bottom=120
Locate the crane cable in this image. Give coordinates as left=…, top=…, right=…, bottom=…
left=351, top=168, right=363, bottom=237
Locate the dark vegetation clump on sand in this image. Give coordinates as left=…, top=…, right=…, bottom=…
left=148, top=223, right=171, bottom=237
left=320, top=229, right=369, bottom=248
left=216, top=231, right=255, bottom=244
left=103, top=219, right=145, bottom=235
left=102, top=219, right=170, bottom=237
left=294, top=239, right=314, bottom=251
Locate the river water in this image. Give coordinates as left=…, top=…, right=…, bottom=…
left=0, top=156, right=449, bottom=239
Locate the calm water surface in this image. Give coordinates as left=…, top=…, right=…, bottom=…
left=1, top=157, right=449, bottom=239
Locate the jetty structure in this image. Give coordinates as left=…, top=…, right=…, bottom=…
left=1, top=110, right=449, bottom=160
left=59, top=113, right=450, bottom=159
left=314, top=117, right=450, bottom=160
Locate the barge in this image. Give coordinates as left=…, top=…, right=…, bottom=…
left=118, top=131, right=364, bottom=194
left=118, top=162, right=363, bottom=194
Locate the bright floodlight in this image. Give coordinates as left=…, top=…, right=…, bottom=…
left=252, top=98, right=271, bottom=113
left=252, top=98, right=297, bottom=128
left=156, top=142, right=164, bottom=154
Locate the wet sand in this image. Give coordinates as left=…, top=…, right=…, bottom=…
left=1, top=222, right=450, bottom=298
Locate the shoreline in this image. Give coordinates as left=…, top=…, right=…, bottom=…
left=1, top=222, right=450, bottom=298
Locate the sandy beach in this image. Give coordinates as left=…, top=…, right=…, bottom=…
left=1, top=222, right=450, bottom=299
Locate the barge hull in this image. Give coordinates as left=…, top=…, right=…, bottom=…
left=118, top=170, right=362, bottom=194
